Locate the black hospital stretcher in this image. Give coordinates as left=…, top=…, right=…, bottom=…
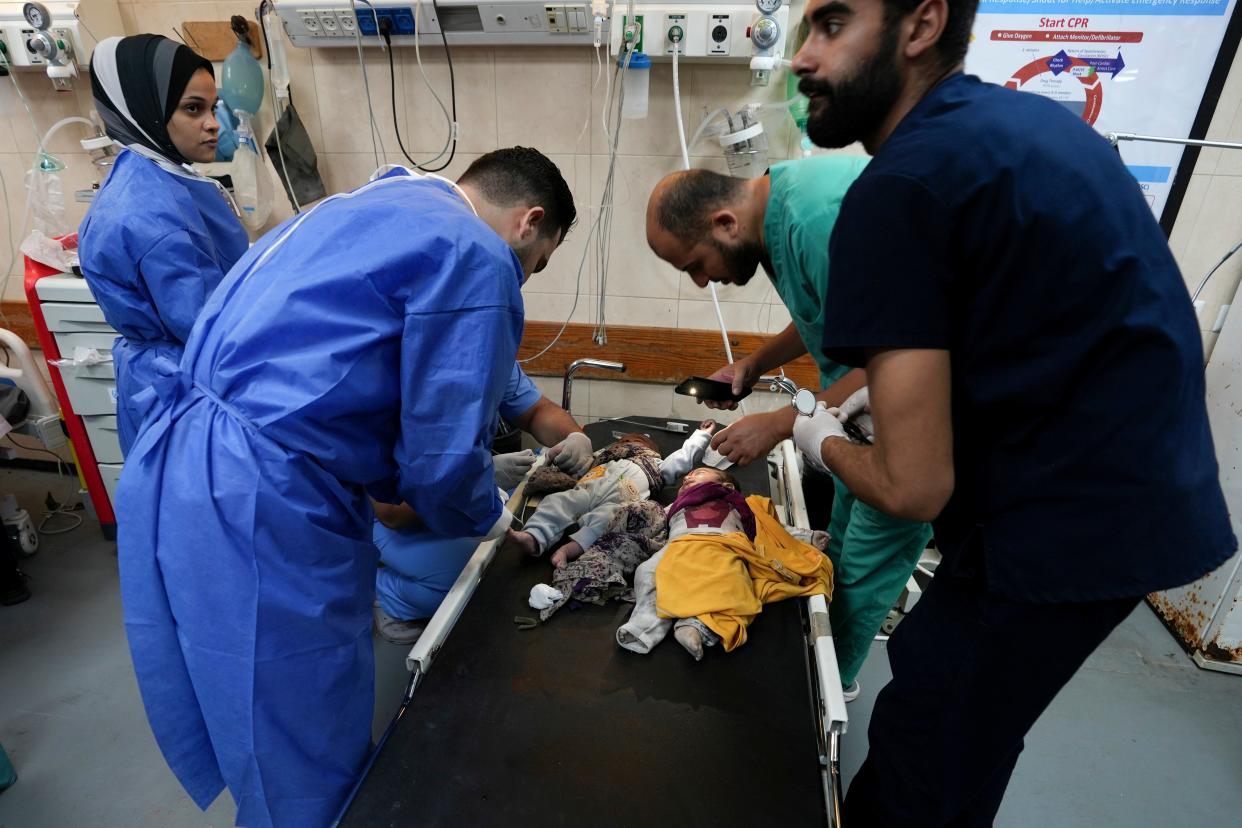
left=339, top=416, right=849, bottom=827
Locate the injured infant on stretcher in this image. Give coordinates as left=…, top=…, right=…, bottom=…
left=506, top=421, right=717, bottom=568
left=617, top=469, right=832, bottom=661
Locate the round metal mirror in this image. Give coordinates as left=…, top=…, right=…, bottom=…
left=792, top=388, right=818, bottom=417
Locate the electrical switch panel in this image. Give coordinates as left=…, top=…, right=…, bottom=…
left=546, top=4, right=589, bottom=33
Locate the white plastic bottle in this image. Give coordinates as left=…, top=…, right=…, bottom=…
left=231, top=110, right=273, bottom=229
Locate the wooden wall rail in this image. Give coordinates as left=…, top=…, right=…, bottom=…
left=3, top=302, right=815, bottom=389
left=1, top=302, right=38, bottom=349
left=518, top=321, right=819, bottom=388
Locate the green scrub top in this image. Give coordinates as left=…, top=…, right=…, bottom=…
left=763, top=155, right=869, bottom=388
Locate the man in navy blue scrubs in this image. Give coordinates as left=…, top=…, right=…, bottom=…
left=789, top=0, right=1236, bottom=824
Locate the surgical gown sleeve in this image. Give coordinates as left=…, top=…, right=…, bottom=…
left=138, top=228, right=234, bottom=342
left=394, top=264, right=522, bottom=538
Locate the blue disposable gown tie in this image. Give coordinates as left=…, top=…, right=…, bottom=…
left=79, top=149, right=250, bottom=454
left=116, top=170, right=524, bottom=828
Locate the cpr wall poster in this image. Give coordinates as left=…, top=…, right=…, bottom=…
left=966, top=0, right=1240, bottom=219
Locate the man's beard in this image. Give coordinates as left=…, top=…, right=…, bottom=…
left=712, top=237, right=765, bottom=286
left=799, top=25, right=903, bottom=149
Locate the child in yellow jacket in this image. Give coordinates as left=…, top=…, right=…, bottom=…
left=617, top=468, right=832, bottom=660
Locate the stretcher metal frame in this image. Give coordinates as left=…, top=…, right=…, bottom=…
left=343, top=423, right=848, bottom=826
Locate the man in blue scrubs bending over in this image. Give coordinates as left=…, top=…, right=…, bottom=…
left=117, top=147, right=576, bottom=828
left=372, top=362, right=593, bottom=644
left=788, top=0, right=1235, bottom=824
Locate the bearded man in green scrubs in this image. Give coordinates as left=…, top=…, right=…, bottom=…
left=646, top=157, right=930, bottom=698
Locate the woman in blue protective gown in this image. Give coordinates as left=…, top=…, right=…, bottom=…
left=117, top=149, right=575, bottom=828
left=79, top=34, right=249, bottom=455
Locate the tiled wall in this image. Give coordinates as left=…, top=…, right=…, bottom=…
left=0, top=71, right=104, bottom=300
left=101, top=0, right=827, bottom=335
left=1167, top=55, right=1242, bottom=359
left=5, top=1, right=1242, bottom=425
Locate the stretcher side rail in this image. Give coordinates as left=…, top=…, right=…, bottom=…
left=403, top=455, right=547, bottom=677
left=772, top=439, right=849, bottom=827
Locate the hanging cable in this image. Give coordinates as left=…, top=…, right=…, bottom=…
left=521, top=52, right=630, bottom=361
left=349, top=0, right=386, bottom=168
left=1193, top=238, right=1242, bottom=305
left=419, top=0, right=459, bottom=173
left=672, top=40, right=689, bottom=169
left=575, top=43, right=604, bottom=150
left=381, top=0, right=457, bottom=172
left=593, top=53, right=631, bottom=344
left=4, top=436, right=83, bottom=535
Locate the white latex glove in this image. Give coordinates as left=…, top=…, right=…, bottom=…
left=493, top=449, right=536, bottom=489
left=792, top=402, right=849, bottom=475
left=528, top=583, right=564, bottom=610
left=548, top=431, right=594, bottom=477
left=835, top=386, right=870, bottom=422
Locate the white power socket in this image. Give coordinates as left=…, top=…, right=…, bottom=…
left=30, top=414, right=67, bottom=450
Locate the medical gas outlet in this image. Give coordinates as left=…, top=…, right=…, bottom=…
left=748, top=0, right=781, bottom=85
left=0, top=2, right=91, bottom=81
left=610, top=2, right=788, bottom=64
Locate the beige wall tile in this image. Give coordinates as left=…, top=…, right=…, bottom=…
left=1211, top=102, right=1242, bottom=177
left=1203, top=329, right=1220, bottom=362
left=1179, top=175, right=1242, bottom=306
left=588, top=379, right=673, bottom=420
left=530, top=374, right=562, bottom=402
left=523, top=153, right=589, bottom=296
left=124, top=2, right=221, bottom=41
left=401, top=45, right=496, bottom=156
left=677, top=298, right=767, bottom=332
left=0, top=84, right=24, bottom=154
left=591, top=61, right=686, bottom=158
left=0, top=154, right=24, bottom=284
left=495, top=47, right=592, bottom=155
left=601, top=294, right=676, bottom=327
left=316, top=151, right=390, bottom=195
left=119, top=3, right=140, bottom=34
left=767, top=301, right=793, bottom=333
left=588, top=153, right=682, bottom=298
left=521, top=290, right=594, bottom=324
left=312, top=46, right=406, bottom=154
left=1169, top=174, right=1211, bottom=264
left=6, top=73, right=97, bottom=156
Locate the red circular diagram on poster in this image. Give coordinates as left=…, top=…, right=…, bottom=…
left=1005, top=50, right=1115, bottom=125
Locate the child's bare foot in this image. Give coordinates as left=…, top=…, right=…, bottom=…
left=810, top=530, right=829, bottom=551
left=675, top=625, right=704, bottom=661
left=507, top=529, right=540, bottom=557
left=550, top=540, right=584, bottom=569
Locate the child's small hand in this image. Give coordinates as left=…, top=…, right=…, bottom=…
left=699, top=418, right=717, bottom=434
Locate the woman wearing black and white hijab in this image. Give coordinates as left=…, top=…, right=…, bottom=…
left=79, top=34, right=248, bottom=456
